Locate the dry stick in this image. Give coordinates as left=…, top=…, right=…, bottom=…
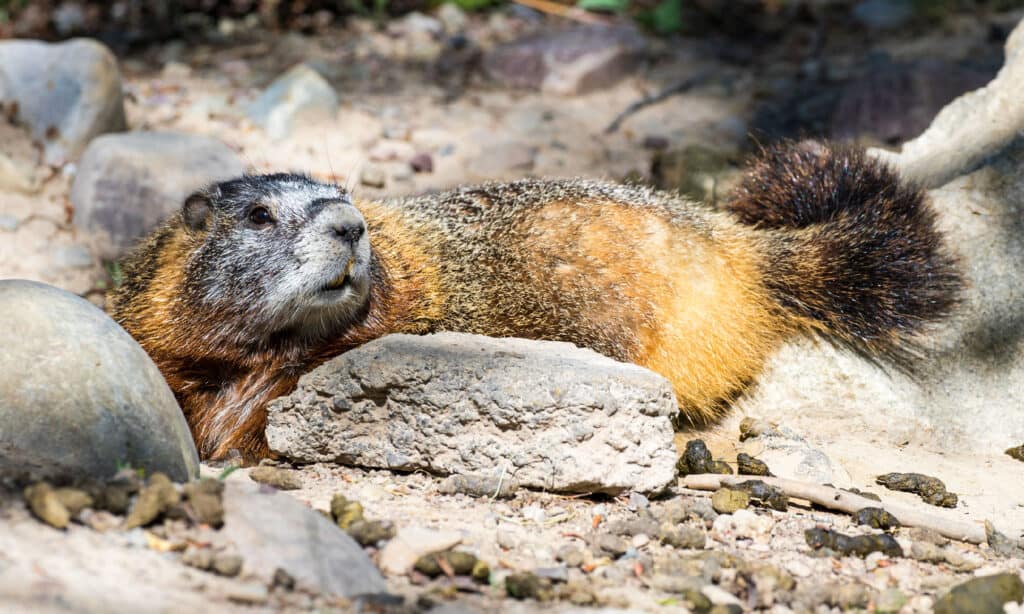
left=604, top=70, right=714, bottom=134
left=682, top=474, right=987, bottom=545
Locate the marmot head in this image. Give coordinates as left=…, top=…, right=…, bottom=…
left=179, top=173, right=372, bottom=343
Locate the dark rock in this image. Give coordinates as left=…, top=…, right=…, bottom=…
left=736, top=453, right=771, bottom=477
left=1006, top=444, right=1024, bottom=462
left=804, top=528, right=903, bottom=558
left=70, top=131, right=245, bottom=259
left=933, top=573, right=1024, bottom=614
left=267, top=333, right=678, bottom=495
left=677, top=439, right=733, bottom=476
left=731, top=480, right=787, bottom=511
left=482, top=24, right=645, bottom=96
left=0, top=280, right=199, bottom=484
left=876, top=472, right=957, bottom=508
left=410, top=152, right=434, bottom=173
left=346, top=519, right=396, bottom=547
left=505, top=572, right=552, bottom=601
left=220, top=481, right=386, bottom=598
left=853, top=507, right=900, bottom=530
left=0, top=39, right=126, bottom=165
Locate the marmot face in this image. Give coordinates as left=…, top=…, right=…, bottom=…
left=181, top=173, right=372, bottom=342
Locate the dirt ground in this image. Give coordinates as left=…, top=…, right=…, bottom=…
left=2, top=5, right=1024, bottom=612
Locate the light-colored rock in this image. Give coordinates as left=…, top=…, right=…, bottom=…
left=246, top=63, right=338, bottom=141
left=738, top=18, right=1024, bottom=458
left=220, top=481, right=385, bottom=597
left=483, top=24, right=646, bottom=96
left=378, top=526, right=462, bottom=575
left=266, top=333, right=678, bottom=495
left=70, top=131, right=245, bottom=259
left=0, top=280, right=198, bottom=483
left=0, top=38, right=126, bottom=165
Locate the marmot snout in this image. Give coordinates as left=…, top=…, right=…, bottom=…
left=110, top=143, right=961, bottom=460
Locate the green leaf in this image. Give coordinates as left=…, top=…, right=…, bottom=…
left=452, top=0, right=494, bottom=11
left=577, top=0, right=629, bottom=13
left=646, top=0, right=683, bottom=34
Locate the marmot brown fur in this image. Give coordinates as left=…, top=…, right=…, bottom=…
left=109, top=143, right=961, bottom=460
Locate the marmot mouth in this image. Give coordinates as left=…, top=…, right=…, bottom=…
left=321, top=259, right=355, bottom=292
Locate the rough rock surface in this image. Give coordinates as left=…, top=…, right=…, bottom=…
left=266, top=333, right=678, bottom=494
left=246, top=63, right=338, bottom=141
left=483, top=24, right=646, bottom=96
left=739, top=19, right=1024, bottom=456
left=70, top=131, right=246, bottom=259
left=0, top=38, right=126, bottom=165
left=221, top=480, right=386, bottom=598
left=0, top=280, right=199, bottom=482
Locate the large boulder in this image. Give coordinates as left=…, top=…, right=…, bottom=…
left=738, top=18, right=1024, bottom=455
left=0, top=38, right=126, bottom=166
left=0, top=280, right=199, bottom=483
left=266, top=333, right=678, bottom=495
left=70, top=131, right=246, bottom=259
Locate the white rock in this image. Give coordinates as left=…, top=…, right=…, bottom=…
left=378, top=527, right=462, bottom=575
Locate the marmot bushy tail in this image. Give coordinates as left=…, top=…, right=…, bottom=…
left=727, top=143, right=960, bottom=365
left=109, top=142, right=961, bottom=460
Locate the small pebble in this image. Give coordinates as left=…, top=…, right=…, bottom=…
left=360, top=165, right=386, bottom=188
left=212, top=553, right=243, bottom=577
left=248, top=466, right=302, bottom=491
left=124, top=473, right=180, bottom=530
left=505, top=572, right=552, bottom=601
left=736, top=453, right=771, bottom=476
left=330, top=494, right=364, bottom=529
left=437, top=473, right=518, bottom=498
left=534, top=566, right=569, bottom=583
left=226, top=582, right=269, bottom=605
left=596, top=533, right=629, bottom=557
left=933, top=573, right=1024, bottom=614
left=410, top=152, right=434, bottom=173
left=658, top=522, right=706, bottom=549
left=347, top=519, right=396, bottom=546
left=24, top=482, right=70, bottom=529
left=182, top=547, right=214, bottom=570
left=53, top=488, right=93, bottom=516
left=711, top=488, right=749, bottom=514
left=555, top=545, right=584, bottom=567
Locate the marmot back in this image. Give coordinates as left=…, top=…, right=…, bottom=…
left=110, top=143, right=961, bottom=460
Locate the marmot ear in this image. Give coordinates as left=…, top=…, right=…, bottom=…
left=183, top=192, right=212, bottom=232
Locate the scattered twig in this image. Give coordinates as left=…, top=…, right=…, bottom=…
left=604, top=70, right=714, bottom=134
left=511, top=0, right=609, bottom=25
left=682, top=474, right=987, bottom=545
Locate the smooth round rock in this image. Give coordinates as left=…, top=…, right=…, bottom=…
left=0, top=280, right=199, bottom=482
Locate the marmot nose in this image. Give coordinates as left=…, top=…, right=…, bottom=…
left=326, top=208, right=366, bottom=245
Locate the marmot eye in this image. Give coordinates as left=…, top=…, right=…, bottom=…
left=248, top=206, right=274, bottom=226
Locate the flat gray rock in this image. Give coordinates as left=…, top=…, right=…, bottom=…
left=0, top=38, right=126, bottom=165
left=0, top=280, right=198, bottom=482
left=221, top=481, right=386, bottom=598
left=70, top=131, right=246, bottom=259
left=266, top=333, right=678, bottom=495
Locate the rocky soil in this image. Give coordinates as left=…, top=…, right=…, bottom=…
left=2, top=3, right=1024, bottom=612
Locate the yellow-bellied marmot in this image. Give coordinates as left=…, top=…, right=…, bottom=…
left=109, top=143, right=961, bottom=460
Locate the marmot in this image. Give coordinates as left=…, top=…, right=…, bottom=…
left=109, top=143, right=961, bottom=460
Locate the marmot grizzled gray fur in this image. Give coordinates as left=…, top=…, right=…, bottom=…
left=109, top=143, right=961, bottom=460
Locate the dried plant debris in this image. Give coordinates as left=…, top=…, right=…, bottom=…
left=804, top=528, right=904, bottom=558
left=852, top=507, right=901, bottom=531
left=736, top=453, right=772, bottom=476
left=1006, top=444, right=1024, bottom=462
left=932, top=573, right=1024, bottom=614
left=676, top=439, right=733, bottom=476
left=875, top=472, right=958, bottom=508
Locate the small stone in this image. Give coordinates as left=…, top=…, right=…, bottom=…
left=248, top=466, right=301, bottom=490
left=273, top=568, right=296, bottom=590
left=378, top=527, right=462, bottom=575
left=360, top=165, right=386, bottom=188
left=329, top=494, right=364, bottom=529
left=875, top=588, right=907, bottom=613
left=736, top=453, right=771, bottom=476
left=212, top=553, right=244, bottom=577
left=226, top=582, right=269, bottom=605
left=80, top=509, right=120, bottom=532
left=496, top=528, right=520, bottom=550
left=555, top=545, right=584, bottom=567
left=410, top=152, right=434, bottom=173
left=246, top=63, right=338, bottom=140
left=124, top=473, right=180, bottom=529
left=346, top=519, right=396, bottom=546
left=24, top=482, right=71, bottom=529
left=53, top=488, right=94, bottom=516
left=437, top=473, right=518, bottom=498
left=711, top=488, right=749, bottom=514
left=631, top=533, right=650, bottom=548
left=471, top=559, right=491, bottom=583
left=658, top=522, right=706, bottom=549
left=702, top=585, right=743, bottom=607
left=436, top=3, right=468, bottom=33
left=596, top=533, right=629, bottom=557
left=534, top=566, right=569, bottom=583
left=1006, top=444, right=1024, bottom=462
left=182, top=547, right=214, bottom=570
left=414, top=550, right=478, bottom=577
left=933, top=573, right=1024, bottom=614
left=505, top=572, right=552, bottom=601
